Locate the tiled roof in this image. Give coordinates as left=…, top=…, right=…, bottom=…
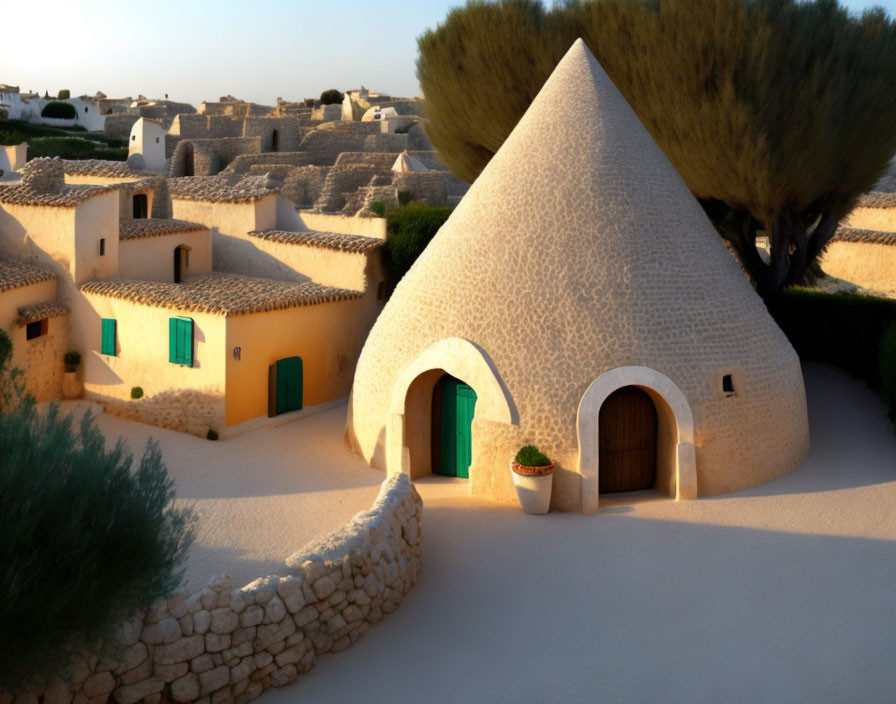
left=833, top=226, right=896, bottom=246
left=247, top=229, right=383, bottom=252
left=167, top=174, right=277, bottom=204
left=120, top=219, right=207, bottom=240
left=17, top=301, right=69, bottom=325
left=80, top=273, right=361, bottom=316
left=0, top=183, right=115, bottom=207
left=856, top=192, right=896, bottom=209
left=61, top=159, right=147, bottom=178
left=0, top=258, right=56, bottom=293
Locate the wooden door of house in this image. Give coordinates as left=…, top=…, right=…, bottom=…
left=268, top=356, right=303, bottom=416
left=599, top=386, right=657, bottom=493
left=433, top=375, right=477, bottom=478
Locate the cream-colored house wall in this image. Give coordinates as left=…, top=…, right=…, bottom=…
left=843, top=207, right=896, bottom=232
left=225, top=299, right=369, bottom=426
left=118, top=230, right=212, bottom=282
left=64, top=175, right=145, bottom=186
left=74, top=192, right=119, bottom=283
left=292, top=210, right=387, bottom=239
left=0, top=203, right=78, bottom=281
left=822, top=240, right=896, bottom=296
left=129, top=118, right=167, bottom=171
left=81, top=293, right=227, bottom=435
left=0, top=279, right=66, bottom=402
left=170, top=196, right=276, bottom=274
left=0, top=144, right=27, bottom=173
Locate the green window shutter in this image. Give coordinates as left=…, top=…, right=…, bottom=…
left=101, top=318, right=116, bottom=356
left=169, top=317, right=193, bottom=366
left=274, top=357, right=303, bottom=415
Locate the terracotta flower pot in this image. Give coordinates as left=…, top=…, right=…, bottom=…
left=510, top=460, right=555, bottom=514
left=62, top=371, right=82, bottom=400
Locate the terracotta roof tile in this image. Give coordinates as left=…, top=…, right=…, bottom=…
left=833, top=226, right=896, bottom=246
left=80, top=273, right=360, bottom=316
left=0, top=258, right=56, bottom=293
left=247, top=229, right=383, bottom=252
left=856, top=192, right=896, bottom=209
left=16, top=301, right=69, bottom=325
left=120, top=219, right=207, bottom=240
left=167, top=174, right=278, bottom=204
left=0, top=183, right=116, bottom=207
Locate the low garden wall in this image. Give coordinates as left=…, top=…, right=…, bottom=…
left=7, top=473, right=422, bottom=704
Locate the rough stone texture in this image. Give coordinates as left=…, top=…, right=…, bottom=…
left=346, top=40, right=810, bottom=508
left=3, top=474, right=421, bottom=704
left=820, top=228, right=896, bottom=298
left=247, top=230, right=382, bottom=253
left=119, top=219, right=207, bottom=240
left=0, top=257, right=56, bottom=293
left=0, top=160, right=114, bottom=207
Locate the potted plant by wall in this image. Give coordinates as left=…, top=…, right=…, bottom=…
left=62, top=350, right=82, bottom=400
left=509, top=445, right=555, bottom=515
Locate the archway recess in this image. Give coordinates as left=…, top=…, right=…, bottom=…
left=386, top=337, right=517, bottom=476
left=577, top=365, right=697, bottom=514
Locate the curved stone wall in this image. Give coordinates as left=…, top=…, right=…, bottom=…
left=6, top=473, right=422, bottom=704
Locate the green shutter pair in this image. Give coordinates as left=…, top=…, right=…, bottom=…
left=101, top=319, right=116, bottom=356
left=168, top=317, right=193, bottom=366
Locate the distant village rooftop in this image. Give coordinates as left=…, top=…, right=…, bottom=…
left=119, top=219, right=206, bottom=240
left=0, top=258, right=56, bottom=293
left=167, top=174, right=278, bottom=204
left=80, top=273, right=361, bottom=316
left=0, top=157, right=116, bottom=207
left=248, top=229, right=384, bottom=253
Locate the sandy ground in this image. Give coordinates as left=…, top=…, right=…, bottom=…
left=90, top=407, right=385, bottom=592
left=240, top=364, right=896, bottom=704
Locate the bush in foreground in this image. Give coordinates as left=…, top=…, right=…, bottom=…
left=0, top=403, right=196, bottom=690
left=382, top=203, right=453, bottom=296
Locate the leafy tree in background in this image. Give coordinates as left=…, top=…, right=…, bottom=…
left=320, top=89, right=343, bottom=105
left=417, top=0, right=896, bottom=297
left=57, top=89, right=70, bottom=100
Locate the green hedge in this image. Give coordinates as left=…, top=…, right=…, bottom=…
left=382, top=203, right=453, bottom=296
left=40, top=101, right=76, bottom=120
left=768, top=289, right=896, bottom=426
left=26, top=137, right=127, bottom=161
left=0, top=120, right=125, bottom=146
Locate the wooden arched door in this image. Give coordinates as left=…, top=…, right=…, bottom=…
left=599, top=386, right=657, bottom=493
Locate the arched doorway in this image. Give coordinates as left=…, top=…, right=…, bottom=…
left=598, top=386, right=657, bottom=493
left=173, top=245, right=190, bottom=283
left=271, top=129, right=279, bottom=152
left=431, top=374, right=477, bottom=478
left=183, top=143, right=194, bottom=177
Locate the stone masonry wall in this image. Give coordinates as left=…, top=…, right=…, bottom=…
left=4, top=474, right=422, bottom=704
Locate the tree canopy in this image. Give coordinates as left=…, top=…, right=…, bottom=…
left=320, top=89, right=343, bottom=105
left=417, top=0, right=896, bottom=296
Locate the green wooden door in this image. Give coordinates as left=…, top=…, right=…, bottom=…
left=436, top=376, right=477, bottom=478
left=275, top=357, right=303, bottom=415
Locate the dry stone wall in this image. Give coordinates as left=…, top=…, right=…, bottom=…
left=5, top=474, right=422, bottom=704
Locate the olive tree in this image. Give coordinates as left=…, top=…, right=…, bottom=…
left=417, top=0, right=896, bottom=297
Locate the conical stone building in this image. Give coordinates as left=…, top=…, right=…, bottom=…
left=347, top=40, right=809, bottom=512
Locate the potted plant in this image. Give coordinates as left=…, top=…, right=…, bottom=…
left=62, top=350, right=82, bottom=400
left=509, top=445, right=555, bottom=515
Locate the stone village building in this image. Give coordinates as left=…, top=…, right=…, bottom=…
left=0, top=157, right=387, bottom=437
left=347, top=40, right=812, bottom=513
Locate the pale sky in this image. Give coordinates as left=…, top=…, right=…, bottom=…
left=2, top=0, right=894, bottom=107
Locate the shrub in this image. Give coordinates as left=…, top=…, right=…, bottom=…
left=0, top=329, right=24, bottom=413
left=369, top=199, right=386, bottom=217
left=57, top=89, right=70, bottom=100
left=1, top=119, right=124, bottom=146
left=206, top=428, right=219, bottom=441
left=879, top=323, right=896, bottom=426
left=40, top=101, right=76, bottom=120
left=515, top=444, right=551, bottom=467
left=397, top=191, right=415, bottom=207
left=319, top=89, right=343, bottom=105
left=382, top=203, right=453, bottom=296
left=130, top=386, right=144, bottom=400
left=26, top=137, right=127, bottom=162
left=63, top=350, right=81, bottom=373
left=0, top=404, right=196, bottom=689
left=0, top=130, right=23, bottom=146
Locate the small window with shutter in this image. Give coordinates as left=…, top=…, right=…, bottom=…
left=168, top=317, right=193, bottom=366
left=101, top=318, right=116, bottom=356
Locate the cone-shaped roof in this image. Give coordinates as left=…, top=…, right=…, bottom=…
left=391, top=151, right=428, bottom=173
left=350, top=40, right=807, bottom=496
